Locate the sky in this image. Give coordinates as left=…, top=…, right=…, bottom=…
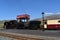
left=0, top=0, right=60, bottom=20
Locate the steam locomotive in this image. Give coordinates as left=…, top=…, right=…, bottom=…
left=3, top=14, right=41, bottom=29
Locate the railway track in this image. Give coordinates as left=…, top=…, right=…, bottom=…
left=0, top=29, right=60, bottom=40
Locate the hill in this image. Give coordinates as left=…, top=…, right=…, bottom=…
left=32, top=14, right=60, bottom=21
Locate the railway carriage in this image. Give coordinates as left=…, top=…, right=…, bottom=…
left=44, top=19, right=60, bottom=30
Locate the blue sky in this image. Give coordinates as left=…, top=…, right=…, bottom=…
left=0, top=0, right=60, bottom=20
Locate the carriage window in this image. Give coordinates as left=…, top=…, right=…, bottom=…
left=58, top=20, right=60, bottom=23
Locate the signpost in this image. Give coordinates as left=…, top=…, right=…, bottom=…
left=42, top=12, right=45, bottom=31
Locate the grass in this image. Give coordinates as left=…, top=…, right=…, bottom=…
left=0, top=24, right=4, bottom=29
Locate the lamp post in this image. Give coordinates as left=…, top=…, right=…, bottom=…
left=42, top=12, right=45, bottom=31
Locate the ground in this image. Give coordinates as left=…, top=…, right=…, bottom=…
left=0, top=32, right=43, bottom=40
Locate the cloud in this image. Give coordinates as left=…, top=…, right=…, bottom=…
left=45, top=12, right=60, bottom=16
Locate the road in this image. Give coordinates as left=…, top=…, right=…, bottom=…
left=0, top=29, right=60, bottom=37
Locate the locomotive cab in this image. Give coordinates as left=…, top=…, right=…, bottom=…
left=16, top=14, right=30, bottom=29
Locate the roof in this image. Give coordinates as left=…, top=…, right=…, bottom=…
left=17, top=14, right=30, bottom=19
